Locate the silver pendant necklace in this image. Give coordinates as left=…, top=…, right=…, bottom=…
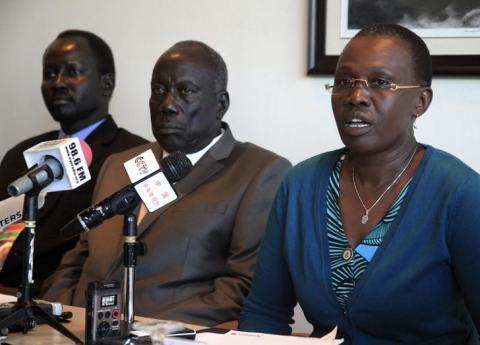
left=352, top=145, right=418, bottom=225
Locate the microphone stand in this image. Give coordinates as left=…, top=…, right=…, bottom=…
left=108, top=191, right=147, bottom=341
left=0, top=188, right=83, bottom=344
left=121, top=212, right=143, bottom=336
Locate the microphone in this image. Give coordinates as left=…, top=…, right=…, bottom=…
left=60, top=152, right=192, bottom=239
left=7, top=138, right=93, bottom=197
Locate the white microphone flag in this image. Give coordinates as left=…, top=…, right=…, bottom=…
left=123, top=149, right=160, bottom=183
left=23, top=138, right=91, bottom=193
left=124, top=150, right=177, bottom=212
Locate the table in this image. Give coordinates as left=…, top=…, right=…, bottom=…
left=3, top=305, right=204, bottom=345
left=3, top=304, right=85, bottom=345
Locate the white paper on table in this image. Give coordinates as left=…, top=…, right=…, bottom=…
left=0, top=293, right=16, bottom=304
left=195, top=327, right=343, bottom=345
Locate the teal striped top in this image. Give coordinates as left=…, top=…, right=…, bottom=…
left=327, top=156, right=411, bottom=307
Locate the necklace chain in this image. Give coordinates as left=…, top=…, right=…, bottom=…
left=352, top=145, right=418, bottom=225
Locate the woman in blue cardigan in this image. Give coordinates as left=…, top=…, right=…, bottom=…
left=240, top=24, right=480, bottom=344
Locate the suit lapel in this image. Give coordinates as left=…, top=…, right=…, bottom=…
left=107, top=124, right=237, bottom=275
left=136, top=153, right=224, bottom=239
left=85, top=115, right=119, bottom=169
left=39, top=116, right=118, bottom=220
left=136, top=124, right=236, bottom=239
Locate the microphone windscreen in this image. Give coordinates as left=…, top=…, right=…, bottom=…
left=160, top=152, right=193, bottom=182
left=79, top=139, right=93, bottom=167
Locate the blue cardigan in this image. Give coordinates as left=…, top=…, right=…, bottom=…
left=240, top=146, right=480, bottom=345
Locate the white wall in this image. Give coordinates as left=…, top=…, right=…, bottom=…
left=2, top=0, right=478, bottom=169
left=0, top=0, right=479, bottom=333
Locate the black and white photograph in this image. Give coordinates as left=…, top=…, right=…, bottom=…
left=308, top=0, right=480, bottom=74
left=341, top=0, right=480, bottom=38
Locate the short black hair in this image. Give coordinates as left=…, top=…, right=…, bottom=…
left=164, top=40, right=228, bottom=91
left=55, top=29, right=115, bottom=77
left=353, top=23, right=432, bottom=86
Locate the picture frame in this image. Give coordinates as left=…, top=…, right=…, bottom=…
left=307, top=0, right=480, bottom=75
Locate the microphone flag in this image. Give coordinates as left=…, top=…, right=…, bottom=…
left=15, top=138, right=92, bottom=194
left=123, top=149, right=177, bottom=212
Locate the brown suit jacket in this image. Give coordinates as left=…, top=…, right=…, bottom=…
left=42, top=124, right=291, bottom=326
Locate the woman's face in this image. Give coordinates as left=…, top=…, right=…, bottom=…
left=331, top=35, right=424, bottom=155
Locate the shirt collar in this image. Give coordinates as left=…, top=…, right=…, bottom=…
left=58, top=118, right=106, bottom=140
left=162, top=128, right=225, bottom=166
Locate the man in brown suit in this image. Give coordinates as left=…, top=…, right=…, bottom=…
left=43, top=41, right=291, bottom=326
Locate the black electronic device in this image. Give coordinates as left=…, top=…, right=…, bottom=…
left=85, top=280, right=122, bottom=344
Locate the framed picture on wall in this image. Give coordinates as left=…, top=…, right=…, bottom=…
left=308, top=0, right=480, bottom=75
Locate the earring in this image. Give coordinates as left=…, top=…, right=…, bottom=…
left=413, top=113, right=419, bottom=129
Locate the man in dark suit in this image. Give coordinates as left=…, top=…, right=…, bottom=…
left=0, top=30, right=147, bottom=295
left=43, top=41, right=291, bottom=326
